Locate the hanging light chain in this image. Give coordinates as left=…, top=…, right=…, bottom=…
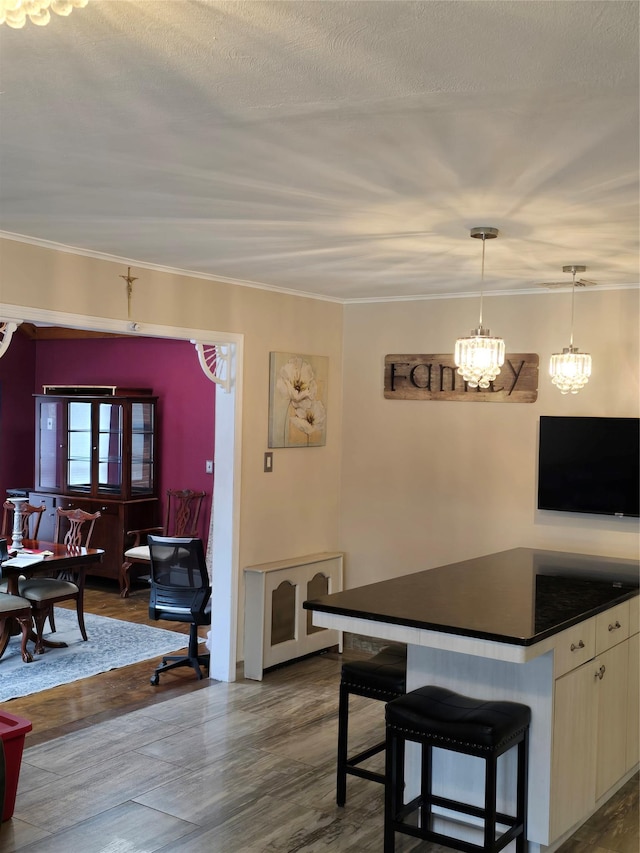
left=478, top=231, right=486, bottom=328
left=469, top=226, right=498, bottom=333
left=568, top=266, right=577, bottom=349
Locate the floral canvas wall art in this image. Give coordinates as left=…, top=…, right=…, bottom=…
left=268, top=352, right=328, bottom=447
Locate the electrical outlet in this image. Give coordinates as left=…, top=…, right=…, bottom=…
left=205, top=460, right=213, bottom=474
left=264, top=452, right=273, bottom=473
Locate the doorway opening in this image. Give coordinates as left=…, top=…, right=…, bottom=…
left=0, top=304, right=243, bottom=682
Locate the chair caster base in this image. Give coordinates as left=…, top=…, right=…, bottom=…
left=150, top=651, right=210, bottom=686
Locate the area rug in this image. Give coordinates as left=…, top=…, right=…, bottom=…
left=0, top=610, right=189, bottom=702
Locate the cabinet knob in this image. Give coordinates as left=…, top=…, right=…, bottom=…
left=595, top=665, right=606, bottom=681
left=570, top=640, right=585, bottom=651
left=608, top=620, right=621, bottom=632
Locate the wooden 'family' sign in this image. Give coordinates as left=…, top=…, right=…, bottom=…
left=384, top=354, right=539, bottom=402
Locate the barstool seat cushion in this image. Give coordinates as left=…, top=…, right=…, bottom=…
left=386, top=685, right=531, bottom=750
left=341, top=643, right=407, bottom=695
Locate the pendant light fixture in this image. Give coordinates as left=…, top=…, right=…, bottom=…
left=549, top=265, right=592, bottom=394
left=454, top=227, right=505, bottom=389
left=0, top=0, right=89, bottom=28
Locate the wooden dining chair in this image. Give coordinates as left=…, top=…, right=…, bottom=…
left=120, top=488, right=207, bottom=597
left=0, top=592, right=34, bottom=664
left=2, top=501, right=45, bottom=541
left=0, top=501, right=47, bottom=621
left=17, top=507, right=101, bottom=654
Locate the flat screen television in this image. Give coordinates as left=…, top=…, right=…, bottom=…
left=537, top=416, right=640, bottom=518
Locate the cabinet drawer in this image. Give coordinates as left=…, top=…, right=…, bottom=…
left=554, top=619, right=596, bottom=678
left=57, top=498, right=118, bottom=517
left=595, top=601, right=630, bottom=654
left=554, top=619, right=595, bottom=677
left=57, top=497, right=91, bottom=512
left=28, top=492, right=57, bottom=541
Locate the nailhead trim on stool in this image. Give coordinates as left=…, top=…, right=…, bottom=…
left=384, top=685, right=531, bottom=853
left=337, top=643, right=406, bottom=806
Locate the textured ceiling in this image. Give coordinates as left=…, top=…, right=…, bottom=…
left=0, top=0, right=638, bottom=302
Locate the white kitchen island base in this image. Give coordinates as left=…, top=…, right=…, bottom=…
left=312, top=592, right=639, bottom=853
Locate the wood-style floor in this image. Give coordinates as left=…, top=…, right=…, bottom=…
left=2, top=579, right=212, bottom=748
left=0, top=582, right=637, bottom=852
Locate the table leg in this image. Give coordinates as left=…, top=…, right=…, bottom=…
left=31, top=632, right=68, bottom=655
left=0, top=615, right=34, bottom=663
left=16, top=616, right=33, bottom=663
left=30, top=609, right=68, bottom=655
left=0, top=620, right=10, bottom=659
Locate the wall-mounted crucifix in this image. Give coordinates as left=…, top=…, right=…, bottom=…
left=119, top=267, right=138, bottom=319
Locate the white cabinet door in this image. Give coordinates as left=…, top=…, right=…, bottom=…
left=551, top=660, right=597, bottom=840
left=626, top=631, right=639, bottom=771
left=595, top=640, right=629, bottom=800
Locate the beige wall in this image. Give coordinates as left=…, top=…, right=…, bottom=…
left=340, top=287, right=639, bottom=589
left=2, top=238, right=639, bottom=649
left=0, top=239, right=344, bottom=656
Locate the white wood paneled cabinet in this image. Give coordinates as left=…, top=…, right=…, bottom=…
left=550, top=599, right=635, bottom=840
left=243, top=552, right=343, bottom=680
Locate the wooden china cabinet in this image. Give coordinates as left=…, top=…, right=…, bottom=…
left=29, top=387, right=160, bottom=583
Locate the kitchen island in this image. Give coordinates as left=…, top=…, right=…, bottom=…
left=304, top=548, right=639, bottom=852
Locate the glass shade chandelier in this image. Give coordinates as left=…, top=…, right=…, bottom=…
left=549, top=265, right=592, bottom=395
left=0, top=0, right=88, bottom=28
left=454, top=227, right=505, bottom=389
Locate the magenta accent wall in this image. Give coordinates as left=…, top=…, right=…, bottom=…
left=30, top=336, right=215, bottom=544
left=0, top=331, right=37, bottom=500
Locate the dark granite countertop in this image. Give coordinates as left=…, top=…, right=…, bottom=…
left=303, top=548, right=639, bottom=646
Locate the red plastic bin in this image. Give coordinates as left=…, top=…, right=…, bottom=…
left=0, top=711, right=32, bottom=821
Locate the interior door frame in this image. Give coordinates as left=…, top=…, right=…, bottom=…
left=0, top=302, right=243, bottom=682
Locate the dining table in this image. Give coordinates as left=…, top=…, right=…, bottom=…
left=0, top=539, right=104, bottom=660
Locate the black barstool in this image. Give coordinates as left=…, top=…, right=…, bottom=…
left=384, top=685, right=530, bottom=853
left=337, top=643, right=406, bottom=806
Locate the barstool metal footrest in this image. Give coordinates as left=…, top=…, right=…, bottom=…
left=345, top=740, right=387, bottom=783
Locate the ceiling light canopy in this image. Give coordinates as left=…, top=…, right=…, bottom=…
left=549, top=265, right=592, bottom=395
left=454, top=227, right=505, bottom=389
left=0, top=0, right=88, bottom=28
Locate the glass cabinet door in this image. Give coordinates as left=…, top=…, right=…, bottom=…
left=67, top=401, right=92, bottom=492
left=130, top=401, right=155, bottom=495
left=97, top=402, right=123, bottom=494
left=36, top=398, right=64, bottom=491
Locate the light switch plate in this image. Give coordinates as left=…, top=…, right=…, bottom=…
left=264, top=452, right=273, bottom=473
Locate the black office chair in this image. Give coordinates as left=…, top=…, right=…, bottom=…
left=147, top=534, right=211, bottom=685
